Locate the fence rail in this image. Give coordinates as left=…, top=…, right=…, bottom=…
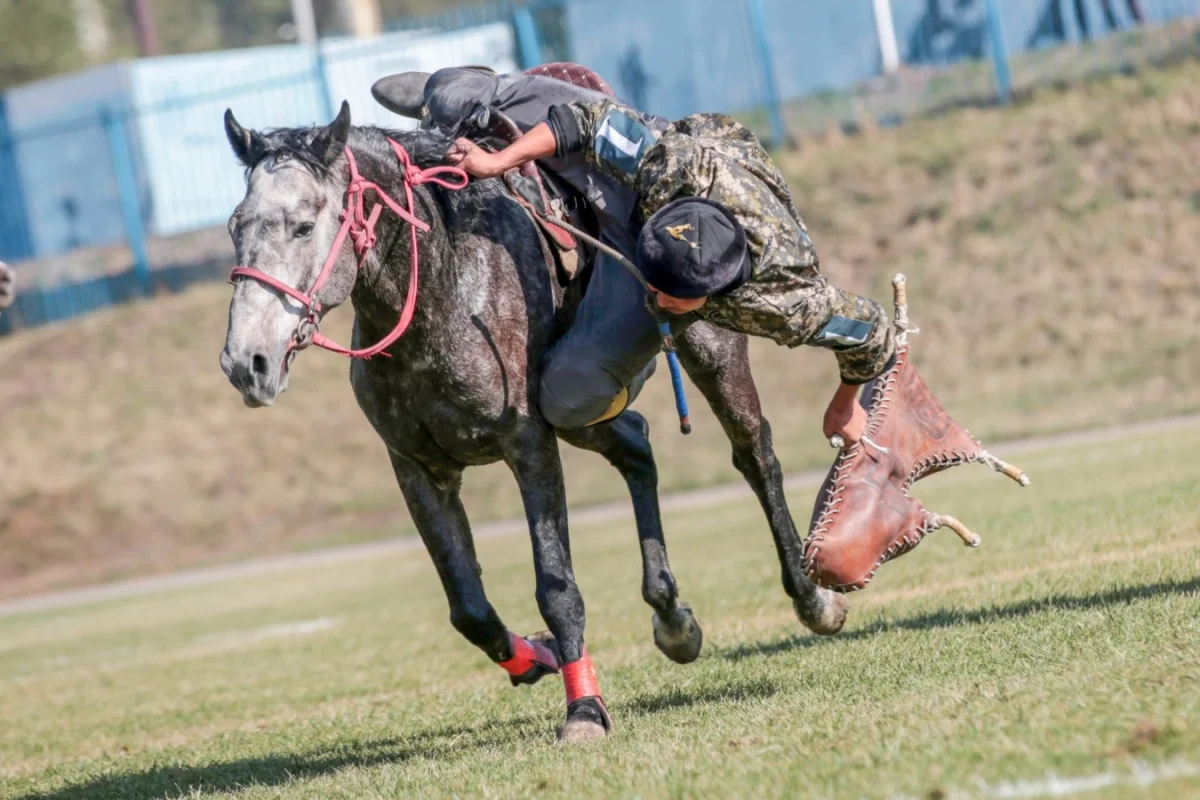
left=1, top=0, right=1198, bottom=337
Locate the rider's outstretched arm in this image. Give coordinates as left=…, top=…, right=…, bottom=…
left=447, top=98, right=662, bottom=187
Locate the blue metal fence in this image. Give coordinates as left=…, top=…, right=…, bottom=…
left=1, top=0, right=1198, bottom=337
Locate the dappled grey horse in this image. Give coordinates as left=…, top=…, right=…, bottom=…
left=220, top=102, right=847, bottom=741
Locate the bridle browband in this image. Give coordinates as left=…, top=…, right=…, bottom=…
left=230, top=140, right=469, bottom=362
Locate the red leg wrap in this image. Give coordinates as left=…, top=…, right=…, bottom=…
left=498, top=631, right=559, bottom=678
left=561, top=649, right=602, bottom=704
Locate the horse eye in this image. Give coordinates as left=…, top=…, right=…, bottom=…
left=294, top=222, right=315, bottom=238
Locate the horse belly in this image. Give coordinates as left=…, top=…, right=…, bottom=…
left=355, top=365, right=526, bottom=469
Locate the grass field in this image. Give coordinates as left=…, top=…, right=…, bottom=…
left=2, top=420, right=1197, bottom=799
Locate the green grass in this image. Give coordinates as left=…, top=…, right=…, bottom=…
left=2, top=422, right=1199, bottom=799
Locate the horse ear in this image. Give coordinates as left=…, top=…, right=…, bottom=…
left=312, top=101, right=352, bottom=165
left=224, top=108, right=264, bottom=168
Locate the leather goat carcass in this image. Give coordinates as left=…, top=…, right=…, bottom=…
left=802, top=275, right=1030, bottom=592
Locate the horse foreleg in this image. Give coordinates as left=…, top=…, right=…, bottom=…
left=557, top=411, right=703, bottom=664
left=388, top=452, right=558, bottom=687
left=674, top=321, right=850, bottom=636
left=505, top=424, right=612, bottom=742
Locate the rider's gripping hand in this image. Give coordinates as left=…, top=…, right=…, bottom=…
left=446, top=123, right=558, bottom=180
left=446, top=138, right=508, bottom=179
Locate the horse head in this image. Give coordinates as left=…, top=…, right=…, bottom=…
left=220, top=102, right=359, bottom=407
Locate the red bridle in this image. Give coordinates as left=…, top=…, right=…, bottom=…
left=229, top=140, right=469, bottom=361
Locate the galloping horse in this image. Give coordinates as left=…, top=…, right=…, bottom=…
left=220, top=102, right=846, bottom=740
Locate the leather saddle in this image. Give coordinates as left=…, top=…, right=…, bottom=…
left=458, top=62, right=616, bottom=286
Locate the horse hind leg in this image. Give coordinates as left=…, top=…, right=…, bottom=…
left=674, top=321, right=849, bottom=636
left=557, top=411, right=704, bottom=664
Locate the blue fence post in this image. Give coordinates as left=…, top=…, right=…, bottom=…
left=101, top=108, right=153, bottom=296
left=0, top=98, right=35, bottom=262
left=983, top=0, right=1013, bottom=105
left=314, top=45, right=336, bottom=123
left=512, top=5, right=544, bottom=69
left=746, top=0, right=787, bottom=147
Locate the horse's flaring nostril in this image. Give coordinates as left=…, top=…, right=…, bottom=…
left=252, top=353, right=269, bottom=377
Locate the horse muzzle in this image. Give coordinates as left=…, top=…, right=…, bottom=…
left=220, top=346, right=289, bottom=407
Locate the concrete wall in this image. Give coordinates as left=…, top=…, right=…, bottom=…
left=0, top=21, right=519, bottom=254
left=0, top=98, right=34, bottom=262
left=564, top=0, right=768, bottom=120
left=129, top=23, right=518, bottom=236
left=4, top=64, right=135, bottom=257
left=129, top=45, right=322, bottom=236
left=567, top=0, right=1182, bottom=123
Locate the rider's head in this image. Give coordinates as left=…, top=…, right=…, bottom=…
left=635, top=198, right=750, bottom=314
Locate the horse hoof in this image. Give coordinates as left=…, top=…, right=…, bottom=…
left=554, top=724, right=604, bottom=748
left=557, top=718, right=608, bottom=743
left=794, top=588, right=850, bottom=636
left=526, top=630, right=562, bottom=662
left=557, top=698, right=612, bottom=744
left=652, top=604, right=704, bottom=664
left=508, top=630, right=562, bottom=687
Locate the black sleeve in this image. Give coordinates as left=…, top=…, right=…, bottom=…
left=546, top=103, right=585, bottom=158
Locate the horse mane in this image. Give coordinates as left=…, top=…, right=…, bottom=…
left=246, top=124, right=503, bottom=215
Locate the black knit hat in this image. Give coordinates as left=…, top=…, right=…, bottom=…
left=635, top=198, right=750, bottom=299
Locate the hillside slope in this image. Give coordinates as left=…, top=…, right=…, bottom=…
left=2, top=61, right=1198, bottom=597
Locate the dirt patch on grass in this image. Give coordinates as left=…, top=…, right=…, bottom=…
left=1, top=60, right=1199, bottom=597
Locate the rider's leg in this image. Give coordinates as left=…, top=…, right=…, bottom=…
left=539, top=233, right=662, bottom=429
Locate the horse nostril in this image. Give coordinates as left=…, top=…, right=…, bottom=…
left=252, top=353, right=270, bottom=377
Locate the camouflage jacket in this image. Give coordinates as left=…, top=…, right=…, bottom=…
left=546, top=100, right=895, bottom=384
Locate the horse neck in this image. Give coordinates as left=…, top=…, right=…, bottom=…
left=346, top=145, right=459, bottom=347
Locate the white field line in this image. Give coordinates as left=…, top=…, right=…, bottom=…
left=193, top=616, right=337, bottom=645
left=1, top=414, right=1197, bottom=619
left=890, top=758, right=1200, bottom=799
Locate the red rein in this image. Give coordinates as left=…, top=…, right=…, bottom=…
left=230, top=141, right=469, bottom=360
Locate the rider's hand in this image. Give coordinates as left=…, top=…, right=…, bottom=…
left=446, top=138, right=507, bottom=179
left=823, top=382, right=866, bottom=445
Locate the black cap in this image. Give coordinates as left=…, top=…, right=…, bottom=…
left=635, top=198, right=750, bottom=299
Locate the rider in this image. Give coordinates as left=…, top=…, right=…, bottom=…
left=445, top=97, right=896, bottom=443
left=373, top=66, right=671, bottom=428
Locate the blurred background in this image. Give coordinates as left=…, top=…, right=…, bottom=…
left=0, top=0, right=1197, bottom=599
